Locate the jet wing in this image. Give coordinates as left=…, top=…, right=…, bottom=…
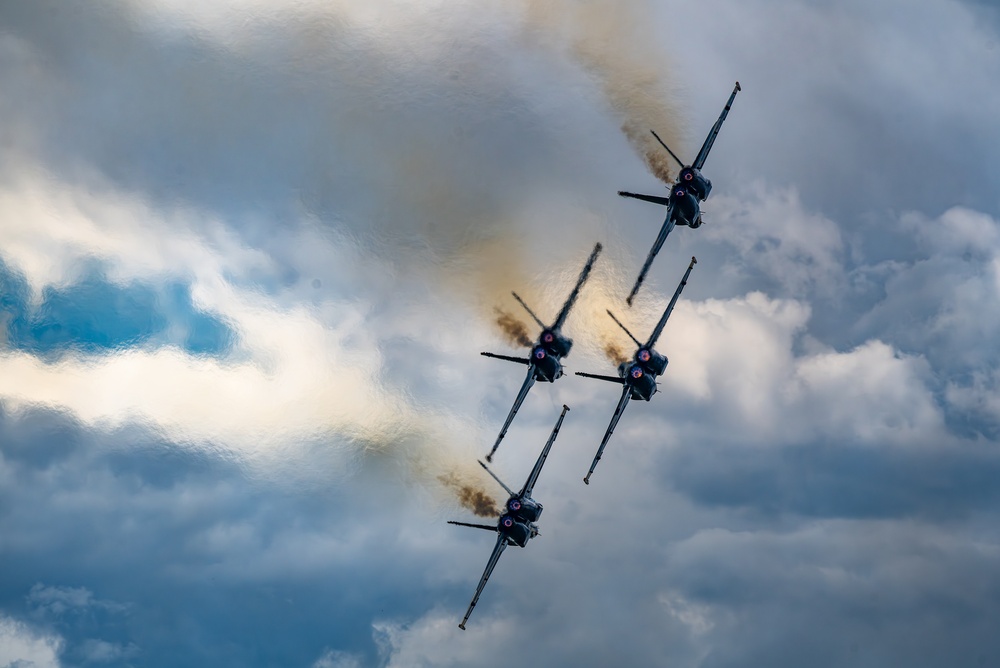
left=550, top=243, right=603, bottom=332
left=486, top=366, right=536, bottom=461
left=458, top=533, right=508, bottom=630
left=626, top=206, right=676, bottom=306
left=519, top=404, right=570, bottom=498
left=643, top=256, right=696, bottom=350
left=692, top=81, right=741, bottom=171
left=584, top=385, right=632, bottom=485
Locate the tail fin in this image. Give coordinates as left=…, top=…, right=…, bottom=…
left=650, top=130, right=685, bottom=170
left=511, top=292, right=546, bottom=330
left=606, top=310, right=641, bottom=347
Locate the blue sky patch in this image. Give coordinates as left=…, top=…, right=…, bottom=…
left=0, top=261, right=234, bottom=357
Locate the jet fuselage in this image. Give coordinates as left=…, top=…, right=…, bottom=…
left=617, top=347, right=668, bottom=401
left=531, top=329, right=572, bottom=382
left=498, top=494, right=543, bottom=547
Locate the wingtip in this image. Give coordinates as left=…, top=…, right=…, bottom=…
left=583, top=477, right=590, bottom=485
left=562, top=404, right=570, bottom=412
left=484, top=454, right=493, bottom=463
left=458, top=623, right=466, bottom=631
left=735, top=81, right=742, bottom=91
left=691, top=256, right=698, bottom=264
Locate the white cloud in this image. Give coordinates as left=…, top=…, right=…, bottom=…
left=26, top=585, right=128, bottom=618
left=312, top=649, right=363, bottom=668
left=77, top=639, right=139, bottom=664
left=704, top=183, right=846, bottom=297
left=0, top=615, right=62, bottom=668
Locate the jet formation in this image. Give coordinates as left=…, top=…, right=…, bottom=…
left=449, top=81, right=740, bottom=628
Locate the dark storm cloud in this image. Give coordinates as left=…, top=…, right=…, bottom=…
left=0, top=403, right=492, bottom=667
left=665, top=521, right=1000, bottom=668
left=662, top=439, right=1000, bottom=521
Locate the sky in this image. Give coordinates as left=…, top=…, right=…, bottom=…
left=2, top=0, right=1000, bottom=666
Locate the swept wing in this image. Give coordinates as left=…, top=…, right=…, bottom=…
left=519, top=404, right=570, bottom=498
left=550, top=243, right=603, bottom=331
left=626, top=206, right=676, bottom=306
left=643, top=256, right=697, bottom=350
left=583, top=385, right=632, bottom=485
left=486, top=366, right=536, bottom=461
left=458, top=534, right=508, bottom=630
left=692, top=81, right=741, bottom=171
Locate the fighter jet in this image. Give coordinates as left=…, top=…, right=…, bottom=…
left=619, top=81, right=739, bottom=305
left=449, top=404, right=570, bottom=630
left=481, top=243, right=601, bottom=462
left=575, top=257, right=697, bottom=484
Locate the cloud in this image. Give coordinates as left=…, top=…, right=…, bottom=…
left=665, top=521, right=1000, bottom=668
left=3, top=0, right=1000, bottom=666
left=312, top=649, right=364, bottom=668
left=26, top=585, right=129, bottom=619
left=0, top=615, right=63, bottom=668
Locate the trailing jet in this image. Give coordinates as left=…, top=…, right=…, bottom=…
left=619, top=81, right=739, bottom=305
left=449, top=404, right=570, bottom=630
left=481, top=243, right=602, bottom=462
left=576, top=257, right=697, bottom=484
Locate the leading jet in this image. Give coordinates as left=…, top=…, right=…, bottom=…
left=481, top=242, right=602, bottom=462
left=449, top=404, right=570, bottom=629
left=619, top=81, right=739, bottom=305
left=576, top=257, right=697, bottom=484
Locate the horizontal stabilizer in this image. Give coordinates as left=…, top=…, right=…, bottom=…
left=481, top=352, right=530, bottom=365
left=618, top=191, right=672, bottom=207
left=575, top=371, right=626, bottom=384
left=448, top=521, right=498, bottom=532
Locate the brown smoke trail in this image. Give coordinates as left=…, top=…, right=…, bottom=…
left=518, top=0, right=685, bottom=184
left=439, top=473, right=502, bottom=518
left=495, top=309, right=534, bottom=348
left=149, top=0, right=681, bottom=511
left=603, top=340, right=629, bottom=366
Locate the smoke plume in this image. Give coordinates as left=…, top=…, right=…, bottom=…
left=0, top=0, right=683, bottom=517
left=603, top=340, right=630, bottom=366
left=439, top=473, right=502, bottom=518
left=495, top=309, right=534, bottom=348
left=518, top=0, right=684, bottom=184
